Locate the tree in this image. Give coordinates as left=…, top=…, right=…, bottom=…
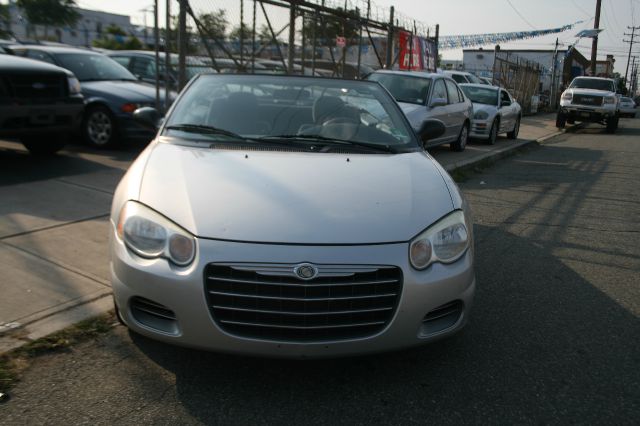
left=17, top=0, right=80, bottom=39
left=228, top=22, right=249, bottom=41
left=0, top=3, right=11, bottom=39
left=198, top=9, right=227, bottom=40
left=300, top=8, right=359, bottom=47
left=92, top=24, right=143, bottom=50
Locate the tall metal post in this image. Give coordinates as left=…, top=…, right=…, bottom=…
left=240, top=0, right=244, bottom=66
left=356, top=7, right=362, bottom=78
left=178, top=0, right=187, bottom=90
left=154, top=0, right=160, bottom=110
left=287, top=2, right=296, bottom=74
left=385, top=6, right=394, bottom=69
left=165, top=0, right=171, bottom=110
left=251, top=0, right=256, bottom=73
left=434, top=24, right=439, bottom=70
left=550, top=38, right=559, bottom=107
left=590, top=0, right=602, bottom=75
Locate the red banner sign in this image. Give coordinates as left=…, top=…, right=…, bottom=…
left=398, top=31, right=437, bottom=72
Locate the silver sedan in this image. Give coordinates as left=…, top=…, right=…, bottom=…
left=110, top=74, right=475, bottom=358
left=460, top=84, right=522, bottom=144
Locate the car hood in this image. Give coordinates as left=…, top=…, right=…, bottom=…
left=471, top=103, right=498, bottom=115
left=567, top=88, right=615, bottom=96
left=81, top=80, right=164, bottom=101
left=137, top=141, right=455, bottom=244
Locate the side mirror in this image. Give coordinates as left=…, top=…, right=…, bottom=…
left=418, top=119, right=446, bottom=143
left=133, top=107, right=163, bottom=131
left=429, top=98, right=447, bottom=108
left=501, top=100, right=511, bottom=107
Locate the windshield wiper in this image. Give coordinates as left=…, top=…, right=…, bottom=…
left=259, top=134, right=397, bottom=153
left=165, top=124, right=251, bottom=140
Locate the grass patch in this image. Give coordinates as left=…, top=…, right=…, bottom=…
left=0, top=311, right=116, bottom=394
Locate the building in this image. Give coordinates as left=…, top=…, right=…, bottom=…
left=462, top=47, right=590, bottom=94
left=4, top=0, right=142, bottom=47
left=595, top=54, right=615, bottom=78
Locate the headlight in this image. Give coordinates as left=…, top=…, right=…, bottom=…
left=561, top=92, right=573, bottom=101
left=409, top=210, right=469, bottom=270
left=116, top=201, right=196, bottom=266
left=603, top=96, right=616, bottom=104
left=67, top=76, right=81, bottom=95
left=474, top=110, right=489, bottom=120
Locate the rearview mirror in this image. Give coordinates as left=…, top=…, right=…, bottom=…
left=418, top=119, right=446, bottom=143
left=430, top=98, right=447, bottom=108
left=133, top=107, right=163, bottom=131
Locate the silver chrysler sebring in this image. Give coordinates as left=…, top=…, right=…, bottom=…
left=110, top=74, right=475, bottom=358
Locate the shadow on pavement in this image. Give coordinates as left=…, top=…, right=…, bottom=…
left=124, top=223, right=639, bottom=423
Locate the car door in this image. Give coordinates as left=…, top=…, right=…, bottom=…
left=445, top=79, right=467, bottom=139
left=426, top=78, right=452, bottom=146
left=130, top=56, right=156, bottom=84
left=499, top=89, right=515, bottom=132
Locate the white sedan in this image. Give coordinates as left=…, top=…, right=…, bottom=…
left=459, top=84, right=522, bottom=144
left=619, top=97, right=637, bottom=118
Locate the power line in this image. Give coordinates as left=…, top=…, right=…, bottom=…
left=506, top=0, right=537, bottom=30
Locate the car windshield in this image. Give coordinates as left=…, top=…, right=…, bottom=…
left=464, top=73, right=482, bottom=84
left=366, top=73, right=431, bottom=106
left=621, top=97, right=632, bottom=102
left=569, top=78, right=615, bottom=92
left=56, top=53, right=136, bottom=81
left=164, top=74, right=418, bottom=152
left=460, top=86, right=499, bottom=106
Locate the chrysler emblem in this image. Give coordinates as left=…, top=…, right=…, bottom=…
left=294, top=263, right=318, bottom=280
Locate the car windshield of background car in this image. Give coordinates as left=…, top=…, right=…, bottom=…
left=464, top=73, right=482, bottom=84
left=461, top=86, right=499, bottom=106
left=164, top=75, right=418, bottom=152
left=367, top=73, right=432, bottom=106
left=569, top=78, right=615, bottom=92
left=56, top=53, right=137, bottom=82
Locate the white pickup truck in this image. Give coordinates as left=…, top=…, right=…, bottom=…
left=556, top=76, right=620, bottom=133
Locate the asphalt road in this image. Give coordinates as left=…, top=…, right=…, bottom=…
left=1, top=119, right=639, bottom=424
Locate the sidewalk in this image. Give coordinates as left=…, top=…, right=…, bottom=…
left=0, top=113, right=565, bottom=354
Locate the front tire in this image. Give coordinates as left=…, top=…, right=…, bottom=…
left=450, top=123, right=469, bottom=152
left=83, top=105, right=117, bottom=148
left=486, top=120, right=498, bottom=145
left=606, top=115, right=618, bottom=134
left=21, top=134, right=67, bottom=156
left=507, top=117, right=520, bottom=139
left=556, top=112, right=566, bottom=128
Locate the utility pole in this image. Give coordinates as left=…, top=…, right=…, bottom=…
left=550, top=38, right=559, bottom=106
left=178, top=0, right=187, bottom=90
left=590, top=0, right=602, bottom=75
left=623, top=26, right=640, bottom=89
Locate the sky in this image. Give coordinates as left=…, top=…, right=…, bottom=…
left=25, top=0, right=640, bottom=77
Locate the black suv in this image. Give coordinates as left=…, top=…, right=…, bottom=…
left=0, top=53, right=84, bottom=155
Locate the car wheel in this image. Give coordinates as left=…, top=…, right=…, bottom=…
left=450, top=123, right=468, bottom=152
left=21, top=133, right=67, bottom=156
left=507, top=117, right=520, bottom=139
left=487, top=120, right=498, bottom=145
left=556, top=112, right=566, bottom=128
left=84, top=105, right=117, bottom=148
left=606, top=115, right=618, bottom=134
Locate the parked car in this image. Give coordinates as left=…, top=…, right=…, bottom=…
left=110, top=74, right=476, bottom=357
left=478, top=76, right=494, bottom=86
left=443, top=70, right=483, bottom=85
left=459, top=84, right=522, bottom=144
left=194, top=56, right=267, bottom=74
left=108, top=50, right=214, bottom=90
left=556, top=76, right=620, bottom=133
left=255, top=59, right=323, bottom=76
left=367, top=70, right=472, bottom=151
left=619, top=96, right=637, bottom=118
left=9, top=45, right=175, bottom=147
left=0, top=54, right=84, bottom=155
left=295, top=59, right=375, bottom=79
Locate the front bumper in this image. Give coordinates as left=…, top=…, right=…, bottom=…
left=0, top=98, right=84, bottom=137
left=111, top=228, right=476, bottom=358
left=470, top=120, right=490, bottom=139
left=559, top=103, right=617, bottom=122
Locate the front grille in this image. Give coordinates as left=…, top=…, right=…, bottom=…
left=205, top=263, right=403, bottom=342
left=1, top=74, right=66, bottom=100
left=572, top=94, right=603, bottom=106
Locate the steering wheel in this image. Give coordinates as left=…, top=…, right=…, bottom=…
left=321, top=116, right=360, bottom=140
